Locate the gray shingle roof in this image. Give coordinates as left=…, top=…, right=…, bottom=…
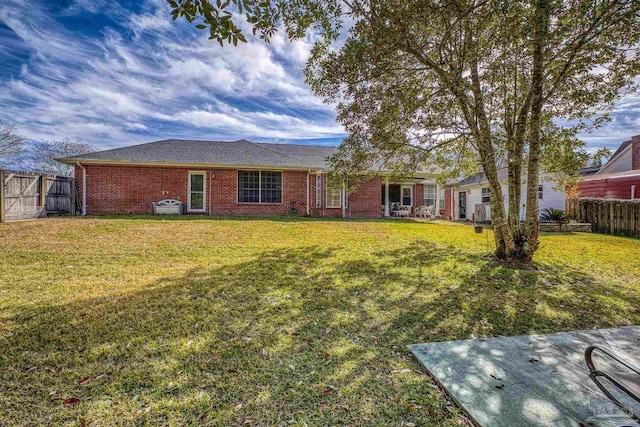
left=59, top=139, right=338, bottom=169
left=457, top=168, right=510, bottom=186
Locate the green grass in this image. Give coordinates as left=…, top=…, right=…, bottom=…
left=1, top=217, right=639, bottom=426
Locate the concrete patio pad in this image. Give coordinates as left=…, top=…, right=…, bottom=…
left=409, top=326, right=640, bottom=426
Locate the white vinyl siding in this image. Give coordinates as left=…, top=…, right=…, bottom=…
left=457, top=174, right=565, bottom=222
left=481, top=187, right=491, bottom=203
left=597, top=147, right=632, bottom=174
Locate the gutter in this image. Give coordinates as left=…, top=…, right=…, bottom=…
left=76, top=162, right=87, bottom=216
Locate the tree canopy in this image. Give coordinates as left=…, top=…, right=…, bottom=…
left=0, top=120, right=25, bottom=167
left=171, top=0, right=640, bottom=261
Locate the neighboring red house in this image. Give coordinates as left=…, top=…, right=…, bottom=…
left=577, top=134, right=640, bottom=199
left=58, top=139, right=443, bottom=218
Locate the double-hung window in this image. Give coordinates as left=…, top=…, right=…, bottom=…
left=481, top=187, right=491, bottom=204
left=326, top=187, right=342, bottom=208
left=238, top=170, right=282, bottom=204
left=439, top=188, right=445, bottom=209
left=423, top=184, right=436, bottom=207
left=538, top=185, right=544, bottom=200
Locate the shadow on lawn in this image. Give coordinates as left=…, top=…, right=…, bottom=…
left=2, top=242, right=639, bottom=425
left=95, top=214, right=432, bottom=225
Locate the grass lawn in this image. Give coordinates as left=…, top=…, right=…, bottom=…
left=1, top=217, right=640, bottom=426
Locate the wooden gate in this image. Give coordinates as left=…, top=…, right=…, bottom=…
left=0, top=170, right=75, bottom=222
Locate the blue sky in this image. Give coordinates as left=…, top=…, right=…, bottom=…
left=0, top=0, right=638, bottom=154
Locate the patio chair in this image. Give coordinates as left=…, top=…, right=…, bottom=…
left=585, top=345, right=640, bottom=422
left=415, top=205, right=434, bottom=219
left=397, top=206, right=411, bottom=218
left=390, top=203, right=400, bottom=217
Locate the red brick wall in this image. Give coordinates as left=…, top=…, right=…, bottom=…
left=79, top=165, right=189, bottom=215
left=414, top=184, right=424, bottom=211
left=442, top=188, right=454, bottom=220
left=210, top=168, right=307, bottom=216
left=76, top=165, right=385, bottom=217
left=349, top=176, right=383, bottom=218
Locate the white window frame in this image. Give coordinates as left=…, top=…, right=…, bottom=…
left=188, top=171, right=207, bottom=213
left=439, top=187, right=445, bottom=210
left=401, top=185, right=413, bottom=207
left=237, top=170, right=283, bottom=204
left=423, top=184, right=436, bottom=207
left=326, top=186, right=342, bottom=208
left=538, top=184, right=544, bottom=200
left=481, top=187, right=491, bottom=204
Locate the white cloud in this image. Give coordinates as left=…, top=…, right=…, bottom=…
left=0, top=0, right=341, bottom=151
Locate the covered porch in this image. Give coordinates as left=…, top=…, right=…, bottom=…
left=381, top=177, right=444, bottom=217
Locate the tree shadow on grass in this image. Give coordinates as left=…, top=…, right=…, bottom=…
left=2, top=242, right=639, bottom=425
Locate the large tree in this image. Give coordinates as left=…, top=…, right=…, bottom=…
left=172, top=0, right=640, bottom=262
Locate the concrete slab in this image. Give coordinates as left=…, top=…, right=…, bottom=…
left=409, top=326, right=640, bottom=427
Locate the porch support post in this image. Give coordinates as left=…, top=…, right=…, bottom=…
left=384, top=177, right=390, bottom=217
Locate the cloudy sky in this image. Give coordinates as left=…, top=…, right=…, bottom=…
left=0, top=0, right=638, bottom=154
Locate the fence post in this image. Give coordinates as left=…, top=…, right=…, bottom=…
left=39, top=175, right=46, bottom=209
left=0, top=169, right=4, bottom=223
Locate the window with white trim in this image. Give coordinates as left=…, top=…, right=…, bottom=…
left=326, top=187, right=342, bottom=208
left=238, top=170, right=282, bottom=203
left=538, top=184, right=544, bottom=200
left=316, top=174, right=322, bottom=208
left=423, top=184, right=436, bottom=207
left=439, top=188, right=445, bottom=209
left=481, top=187, right=491, bottom=203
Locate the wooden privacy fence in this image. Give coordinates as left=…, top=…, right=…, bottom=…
left=566, top=197, right=640, bottom=237
left=0, top=169, right=75, bottom=222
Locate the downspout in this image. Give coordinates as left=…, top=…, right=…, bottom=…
left=450, top=188, right=454, bottom=220
left=342, top=183, right=346, bottom=218
left=209, top=171, right=213, bottom=215
left=76, top=162, right=87, bottom=216
left=306, top=170, right=310, bottom=216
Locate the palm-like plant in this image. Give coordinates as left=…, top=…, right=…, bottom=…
left=540, top=208, right=567, bottom=230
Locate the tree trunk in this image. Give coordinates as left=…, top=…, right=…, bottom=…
left=507, top=96, right=531, bottom=247
left=470, top=60, right=515, bottom=260
left=521, top=0, right=550, bottom=261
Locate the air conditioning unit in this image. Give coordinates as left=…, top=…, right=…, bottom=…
left=475, top=204, right=487, bottom=223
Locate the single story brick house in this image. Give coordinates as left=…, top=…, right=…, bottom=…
left=58, top=139, right=447, bottom=218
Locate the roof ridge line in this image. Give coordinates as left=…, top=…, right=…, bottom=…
left=243, top=140, right=299, bottom=160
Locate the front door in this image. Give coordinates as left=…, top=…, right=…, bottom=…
left=401, top=185, right=412, bottom=207
left=188, top=171, right=206, bottom=213
left=458, top=191, right=467, bottom=219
